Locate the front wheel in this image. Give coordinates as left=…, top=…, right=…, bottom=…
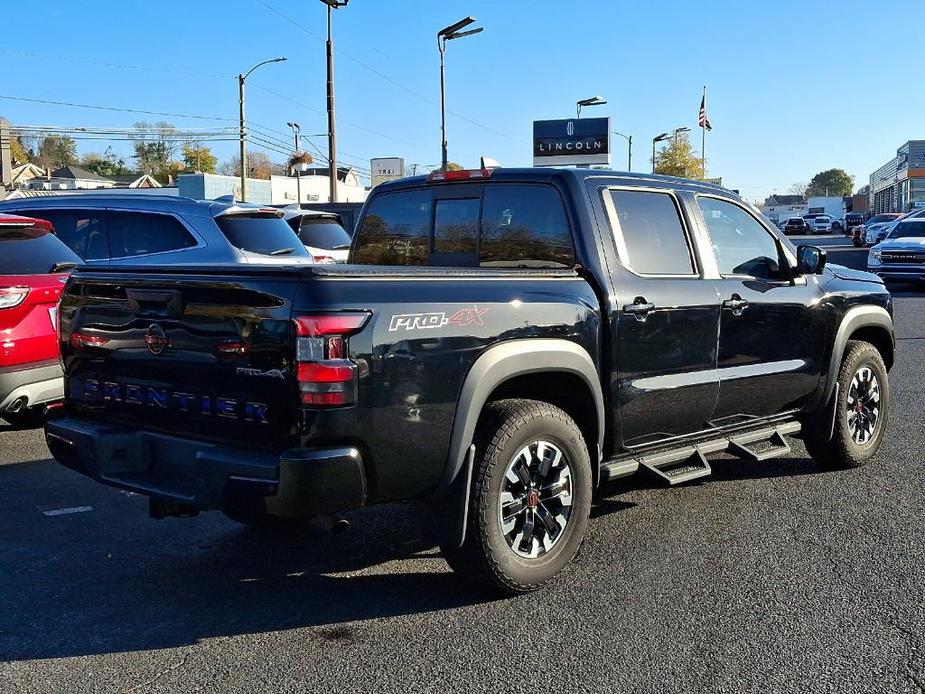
left=804, top=340, right=889, bottom=469
left=442, top=399, right=592, bottom=595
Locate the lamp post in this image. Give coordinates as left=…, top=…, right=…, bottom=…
left=320, top=0, right=349, bottom=203
left=576, top=96, right=606, bottom=118
left=238, top=56, right=287, bottom=202
left=651, top=127, right=690, bottom=174
left=437, top=16, right=483, bottom=171
left=612, top=131, right=632, bottom=171
left=287, top=121, right=302, bottom=205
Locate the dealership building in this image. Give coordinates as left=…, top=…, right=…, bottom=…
left=869, top=140, right=925, bottom=213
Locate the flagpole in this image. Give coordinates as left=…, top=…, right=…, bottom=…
left=701, top=86, right=706, bottom=179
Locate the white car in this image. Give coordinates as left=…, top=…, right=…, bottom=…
left=281, top=207, right=352, bottom=263
left=810, top=214, right=841, bottom=234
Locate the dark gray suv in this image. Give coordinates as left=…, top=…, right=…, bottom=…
left=0, top=194, right=314, bottom=265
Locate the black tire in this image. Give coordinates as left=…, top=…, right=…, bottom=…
left=442, top=399, right=592, bottom=596
left=804, top=340, right=889, bottom=469
left=1, top=407, right=45, bottom=429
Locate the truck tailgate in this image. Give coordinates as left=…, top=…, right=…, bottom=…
left=58, top=269, right=302, bottom=447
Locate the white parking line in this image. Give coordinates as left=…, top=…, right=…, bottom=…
left=42, top=506, right=93, bottom=516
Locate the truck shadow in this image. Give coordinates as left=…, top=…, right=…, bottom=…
left=0, top=451, right=829, bottom=662
left=0, top=459, right=493, bottom=662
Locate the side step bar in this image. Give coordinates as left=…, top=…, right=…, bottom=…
left=599, top=421, right=801, bottom=486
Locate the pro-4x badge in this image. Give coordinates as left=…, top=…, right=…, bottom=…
left=388, top=306, right=488, bottom=332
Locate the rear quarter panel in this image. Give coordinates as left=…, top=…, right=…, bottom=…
left=297, top=270, right=601, bottom=502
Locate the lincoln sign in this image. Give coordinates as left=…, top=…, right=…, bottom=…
left=533, top=117, right=611, bottom=167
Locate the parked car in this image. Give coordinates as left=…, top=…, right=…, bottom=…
left=0, top=194, right=314, bottom=266
left=281, top=208, right=352, bottom=263
left=845, top=212, right=865, bottom=235
left=47, top=168, right=894, bottom=595
left=783, top=217, right=813, bottom=235
left=810, top=214, right=838, bottom=234
left=0, top=214, right=81, bottom=427
left=867, top=218, right=925, bottom=284
left=854, top=213, right=903, bottom=247
left=294, top=202, right=363, bottom=235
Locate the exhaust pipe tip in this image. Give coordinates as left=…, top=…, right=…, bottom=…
left=329, top=516, right=350, bottom=534
left=6, top=396, right=27, bottom=413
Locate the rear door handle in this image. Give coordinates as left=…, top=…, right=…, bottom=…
left=623, top=298, right=656, bottom=321
left=723, top=294, right=749, bottom=315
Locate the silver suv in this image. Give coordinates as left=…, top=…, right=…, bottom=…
left=0, top=194, right=314, bottom=265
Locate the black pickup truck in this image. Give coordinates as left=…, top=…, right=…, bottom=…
left=47, top=168, right=895, bottom=594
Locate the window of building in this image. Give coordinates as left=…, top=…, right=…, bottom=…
left=607, top=190, right=695, bottom=275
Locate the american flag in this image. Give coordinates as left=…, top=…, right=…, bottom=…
left=699, top=93, right=712, bottom=131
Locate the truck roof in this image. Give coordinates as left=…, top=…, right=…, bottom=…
left=374, top=167, right=736, bottom=198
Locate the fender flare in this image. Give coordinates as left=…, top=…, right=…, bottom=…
left=822, top=305, right=894, bottom=403
left=435, top=338, right=605, bottom=498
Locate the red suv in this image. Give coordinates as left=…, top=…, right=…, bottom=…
left=0, top=214, right=80, bottom=427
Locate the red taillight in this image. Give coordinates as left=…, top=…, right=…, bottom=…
left=70, top=332, right=110, bottom=349
left=0, top=287, right=29, bottom=310
left=294, top=313, right=369, bottom=407
left=427, top=168, right=493, bottom=183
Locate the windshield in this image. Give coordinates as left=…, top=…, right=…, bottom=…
left=298, top=218, right=351, bottom=250
left=887, top=222, right=925, bottom=239
left=0, top=232, right=82, bottom=275
left=215, top=214, right=310, bottom=257
left=868, top=214, right=901, bottom=224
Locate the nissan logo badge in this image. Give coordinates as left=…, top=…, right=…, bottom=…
left=144, top=323, right=169, bottom=356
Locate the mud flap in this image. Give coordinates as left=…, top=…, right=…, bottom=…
left=421, top=444, right=475, bottom=550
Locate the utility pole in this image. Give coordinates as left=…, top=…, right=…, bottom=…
left=0, top=118, right=12, bottom=188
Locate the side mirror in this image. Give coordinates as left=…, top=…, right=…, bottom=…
left=796, top=245, right=827, bottom=275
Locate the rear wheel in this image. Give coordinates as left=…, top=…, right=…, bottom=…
left=804, top=340, right=889, bottom=469
left=442, top=399, right=592, bottom=595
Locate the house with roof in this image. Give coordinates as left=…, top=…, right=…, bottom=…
left=8, top=163, right=45, bottom=189
left=26, top=165, right=115, bottom=191
left=760, top=194, right=808, bottom=225
left=109, top=173, right=162, bottom=189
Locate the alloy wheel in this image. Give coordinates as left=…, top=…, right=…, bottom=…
left=846, top=366, right=881, bottom=445
left=499, top=440, right=573, bottom=559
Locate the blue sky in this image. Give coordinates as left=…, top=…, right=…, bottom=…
left=2, top=0, right=921, bottom=201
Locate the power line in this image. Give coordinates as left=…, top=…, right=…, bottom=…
left=253, top=0, right=523, bottom=144
left=0, top=49, right=233, bottom=79
left=0, top=94, right=236, bottom=122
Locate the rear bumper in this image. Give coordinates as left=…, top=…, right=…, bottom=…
left=44, top=416, right=366, bottom=518
left=0, top=361, right=63, bottom=411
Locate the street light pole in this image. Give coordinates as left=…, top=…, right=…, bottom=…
left=288, top=121, right=301, bottom=205
left=437, top=17, right=483, bottom=171
left=576, top=96, right=607, bottom=119
left=238, top=56, right=287, bottom=202
left=651, top=127, right=689, bottom=174
left=321, top=0, right=349, bottom=202
left=612, top=131, right=632, bottom=171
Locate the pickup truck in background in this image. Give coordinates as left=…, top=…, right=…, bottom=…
left=47, top=168, right=895, bottom=595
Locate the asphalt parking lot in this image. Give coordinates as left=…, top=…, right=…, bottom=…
left=2, top=236, right=924, bottom=693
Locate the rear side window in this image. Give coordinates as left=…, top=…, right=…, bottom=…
left=606, top=190, right=695, bottom=275
left=108, top=212, right=198, bottom=258
left=298, top=218, right=351, bottom=250
left=0, top=233, right=81, bottom=275
left=352, top=190, right=430, bottom=265
left=17, top=209, right=108, bottom=260
left=480, top=185, right=573, bottom=268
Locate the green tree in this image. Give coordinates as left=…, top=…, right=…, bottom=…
left=131, top=121, right=180, bottom=182
left=805, top=169, right=854, bottom=197
left=10, top=136, right=29, bottom=165
left=217, top=152, right=280, bottom=180
left=653, top=133, right=704, bottom=179
left=80, top=147, right=131, bottom=178
left=35, top=135, right=78, bottom=170
left=181, top=142, right=217, bottom=173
